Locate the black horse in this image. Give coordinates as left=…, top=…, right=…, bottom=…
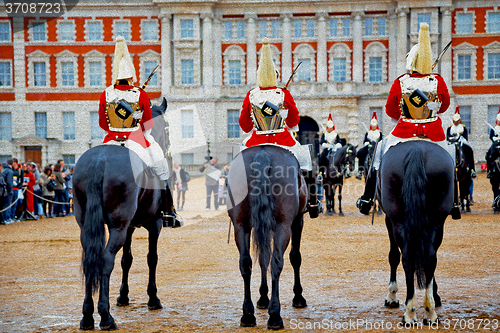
left=358, top=140, right=382, bottom=214
left=451, top=140, right=473, bottom=212
left=377, top=141, right=454, bottom=324
left=318, top=144, right=356, bottom=216
left=73, top=98, right=171, bottom=330
left=486, top=140, right=500, bottom=214
left=227, top=145, right=308, bottom=330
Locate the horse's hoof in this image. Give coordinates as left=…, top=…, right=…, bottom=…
left=80, top=316, right=95, bottom=330
left=268, top=314, right=284, bottom=330
left=99, top=318, right=118, bottom=331
left=423, top=316, right=439, bottom=325
left=434, top=295, right=442, bottom=307
left=327, top=211, right=333, bottom=216
left=257, top=297, right=269, bottom=309
left=339, top=212, right=344, bottom=216
left=377, top=210, right=383, bottom=215
left=401, top=315, right=418, bottom=325
left=293, top=295, right=307, bottom=308
left=148, top=299, right=163, bottom=310
left=495, top=210, right=500, bottom=215
left=240, top=313, right=256, bottom=327
left=466, top=207, right=471, bottom=213
left=384, top=299, right=399, bottom=308
left=116, top=296, right=129, bottom=307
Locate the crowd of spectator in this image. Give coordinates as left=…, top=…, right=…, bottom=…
left=0, top=158, right=73, bottom=225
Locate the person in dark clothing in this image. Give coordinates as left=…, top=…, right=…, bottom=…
left=11, top=158, right=24, bottom=220
left=1, top=160, right=14, bottom=224
left=199, top=157, right=222, bottom=210
left=172, top=163, right=188, bottom=211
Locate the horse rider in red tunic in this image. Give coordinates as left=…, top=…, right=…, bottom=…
left=357, top=23, right=455, bottom=215
left=239, top=38, right=319, bottom=218
left=98, top=37, right=180, bottom=227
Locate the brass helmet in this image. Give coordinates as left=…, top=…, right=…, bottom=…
left=326, top=113, right=335, bottom=133
left=369, top=111, right=379, bottom=130
left=453, top=106, right=462, bottom=125
left=406, top=23, right=433, bottom=74
left=112, top=36, right=137, bottom=85
left=256, top=38, right=277, bottom=88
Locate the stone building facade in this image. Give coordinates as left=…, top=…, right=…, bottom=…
left=0, top=0, right=499, bottom=167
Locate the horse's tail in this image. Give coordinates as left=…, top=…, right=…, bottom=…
left=402, top=146, right=429, bottom=289
left=81, top=158, right=106, bottom=294
left=249, top=150, right=276, bottom=271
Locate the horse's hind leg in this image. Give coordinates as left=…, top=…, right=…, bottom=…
left=337, top=184, right=344, bottom=216
left=235, top=224, right=256, bottom=327
left=257, top=246, right=270, bottom=309
left=290, top=215, right=307, bottom=308
left=146, top=219, right=163, bottom=310
left=117, top=227, right=135, bottom=307
left=384, top=216, right=400, bottom=308
left=80, top=274, right=95, bottom=330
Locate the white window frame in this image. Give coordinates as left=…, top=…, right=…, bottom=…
left=328, top=43, right=352, bottom=82
left=181, top=109, right=194, bottom=139
left=292, top=17, right=316, bottom=40
left=0, top=21, right=11, bottom=43
left=35, top=112, right=47, bottom=139
left=364, top=15, right=387, bottom=37
left=57, top=20, right=75, bottom=42
left=113, top=20, right=131, bottom=41
left=139, top=49, right=161, bottom=88
left=56, top=50, right=79, bottom=87
left=142, top=19, right=159, bottom=42
left=29, top=20, right=47, bottom=42
left=90, top=111, right=104, bottom=140
left=452, top=42, right=477, bottom=82
left=0, top=112, right=12, bottom=141
left=180, top=19, right=194, bottom=39
left=328, top=16, right=351, bottom=39
left=63, top=111, right=76, bottom=140
left=227, top=109, right=240, bottom=139
left=85, top=20, right=103, bottom=42
left=364, top=42, right=388, bottom=83
left=485, top=10, right=500, bottom=33
left=84, top=50, right=106, bottom=88
left=223, top=45, right=246, bottom=85
left=0, top=60, right=13, bottom=88
left=455, top=11, right=475, bottom=35
left=293, top=44, right=316, bottom=82
left=410, top=9, right=438, bottom=35
left=483, top=41, right=500, bottom=81
left=27, top=50, right=50, bottom=88
left=174, top=15, right=200, bottom=40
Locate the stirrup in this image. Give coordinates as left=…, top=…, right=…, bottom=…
left=162, top=212, right=183, bottom=228
left=356, top=197, right=373, bottom=215
left=450, top=205, right=461, bottom=220
left=307, top=201, right=320, bottom=219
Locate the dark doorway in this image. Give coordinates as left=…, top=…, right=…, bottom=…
left=25, top=146, right=42, bottom=166
left=296, top=116, right=320, bottom=158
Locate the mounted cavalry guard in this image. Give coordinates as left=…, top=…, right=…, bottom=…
left=356, top=23, right=459, bottom=217
left=446, top=106, right=477, bottom=178
left=486, top=107, right=500, bottom=178
left=98, top=36, right=180, bottom=227
left=239, top=38, right=319, bottom=218
left=318, top=113, right=349, bottom=177
left=355, top=111, right=383, bottom=179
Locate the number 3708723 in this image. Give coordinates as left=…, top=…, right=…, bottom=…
left=441, top=318, right=499, bottom=330
left=5, top=2, right=61, bottom=15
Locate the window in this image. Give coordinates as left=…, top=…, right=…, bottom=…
left=143, top=21, right=158, bottom=41
left=115, top=21, right=130, bottom=40
left=0, top=113, right=12, bottom=141
left=63, top=155, right=75, bottom=165
left=0, top=22, right=10, bottom=42
left=365, top=18, right=373, bottom=36
left=181, top=153, right=194, bottom=164
left=87, top=21, right=102, bottom=41
left=458, top=106, right=471, bottom=133
left=63, top=112, right=75, bottom=140
left=181, top=20, right=194, bottom=38
left=34, top=62, right=47, bottom=87
left=488, top=12, right=500, bottom=33
left=89, top=61, right=102, bottom=86
left=0, top=62, right=11, bottom=86
left=237, top=21, right=245, bottom=39
left=35, top=112, right=47, bottom=139
left=32, top=21, right=46, bottom=41
left=61, top=62, right=75, bottom=86
left=143, top=61, right=158, bottom=86
left=59, top=21, right=74, bottom=41
left=271, top=20, right=280, bottom=38
left=306, top=19, right=315, bottom=37
left=456, top=13, right=472, bottom=34
left=227, top=110, right=240, bottom=138
left=294, top=20, right=302, bottom=38
left=342, top=18, right=350, bottom=37
left=368, top=57, right=383, bottom=82
left=297, top=59, right=311, bottom=81
left=181, top=60, right=194, bottom=84
left=332, top=58, right=346, bottom=82
left=329, top=19, right=338, bottom=37
left=181, top=110, right=194, bottom=139
left=377, top=17, right=386, bottom=35
left=224, top=21, right=232, bottom=39
left=259, top=20, right=267, bottom=38
left=457, top=55, right=471, bottom=80
left=417, top=13, right=431, bottom=30
left=228, top=60, right=241, bottom=85
left=488, top=105, right=500, bottom=133
left=90, top=112, right=103, bottom=140
left=488, top=53, right=500, bottom=79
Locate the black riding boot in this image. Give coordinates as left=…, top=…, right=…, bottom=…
left=450, top=174, right=461, bottom=220
left=303, top=170, right=319, bottom=219
left=161, top=182, right=182, bottom=228
left=356, top=171, right=376, bottom=215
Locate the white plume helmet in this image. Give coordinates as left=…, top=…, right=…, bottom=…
left=406, top=23, right=433, bottom=74
left=256, top=38, right=277, bottom=88
left=112, top=36, right=136, bottom=84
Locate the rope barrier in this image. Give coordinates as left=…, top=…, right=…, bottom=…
left=0, top=187, right=26, bottom=213
left=0, top=188, right=71, bottom=213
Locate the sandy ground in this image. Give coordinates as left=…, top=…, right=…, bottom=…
left=0, top=173, right=499, bottom=332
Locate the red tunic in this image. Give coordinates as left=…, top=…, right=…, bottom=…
left=24, top=171, right=36, bottom=212
left=239, top=87, right=300, bottom=147
left=98, top=84, right=154, bottom=148
left=386, top=73, right=450, bottom=142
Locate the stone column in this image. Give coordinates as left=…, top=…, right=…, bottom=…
left=160, top=13, right=172, bottom=97
left=440, top=6, right=453, bottom=89
left=387, top=9, right=398, bottom=82
left=201, top=12, right=214, bottom=95
left=213, top=15, right=222, bottom=87
left=316, top=12, right=328, bottom=82
left=13, top=17, right=26, bottom=101
left=246, top=13, right=257, bottom=85
left=281, top=13, right=293, bottom=81
left=396, top=7, right=409, bottom=76
left=352, top=10, right=363, bottom=83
